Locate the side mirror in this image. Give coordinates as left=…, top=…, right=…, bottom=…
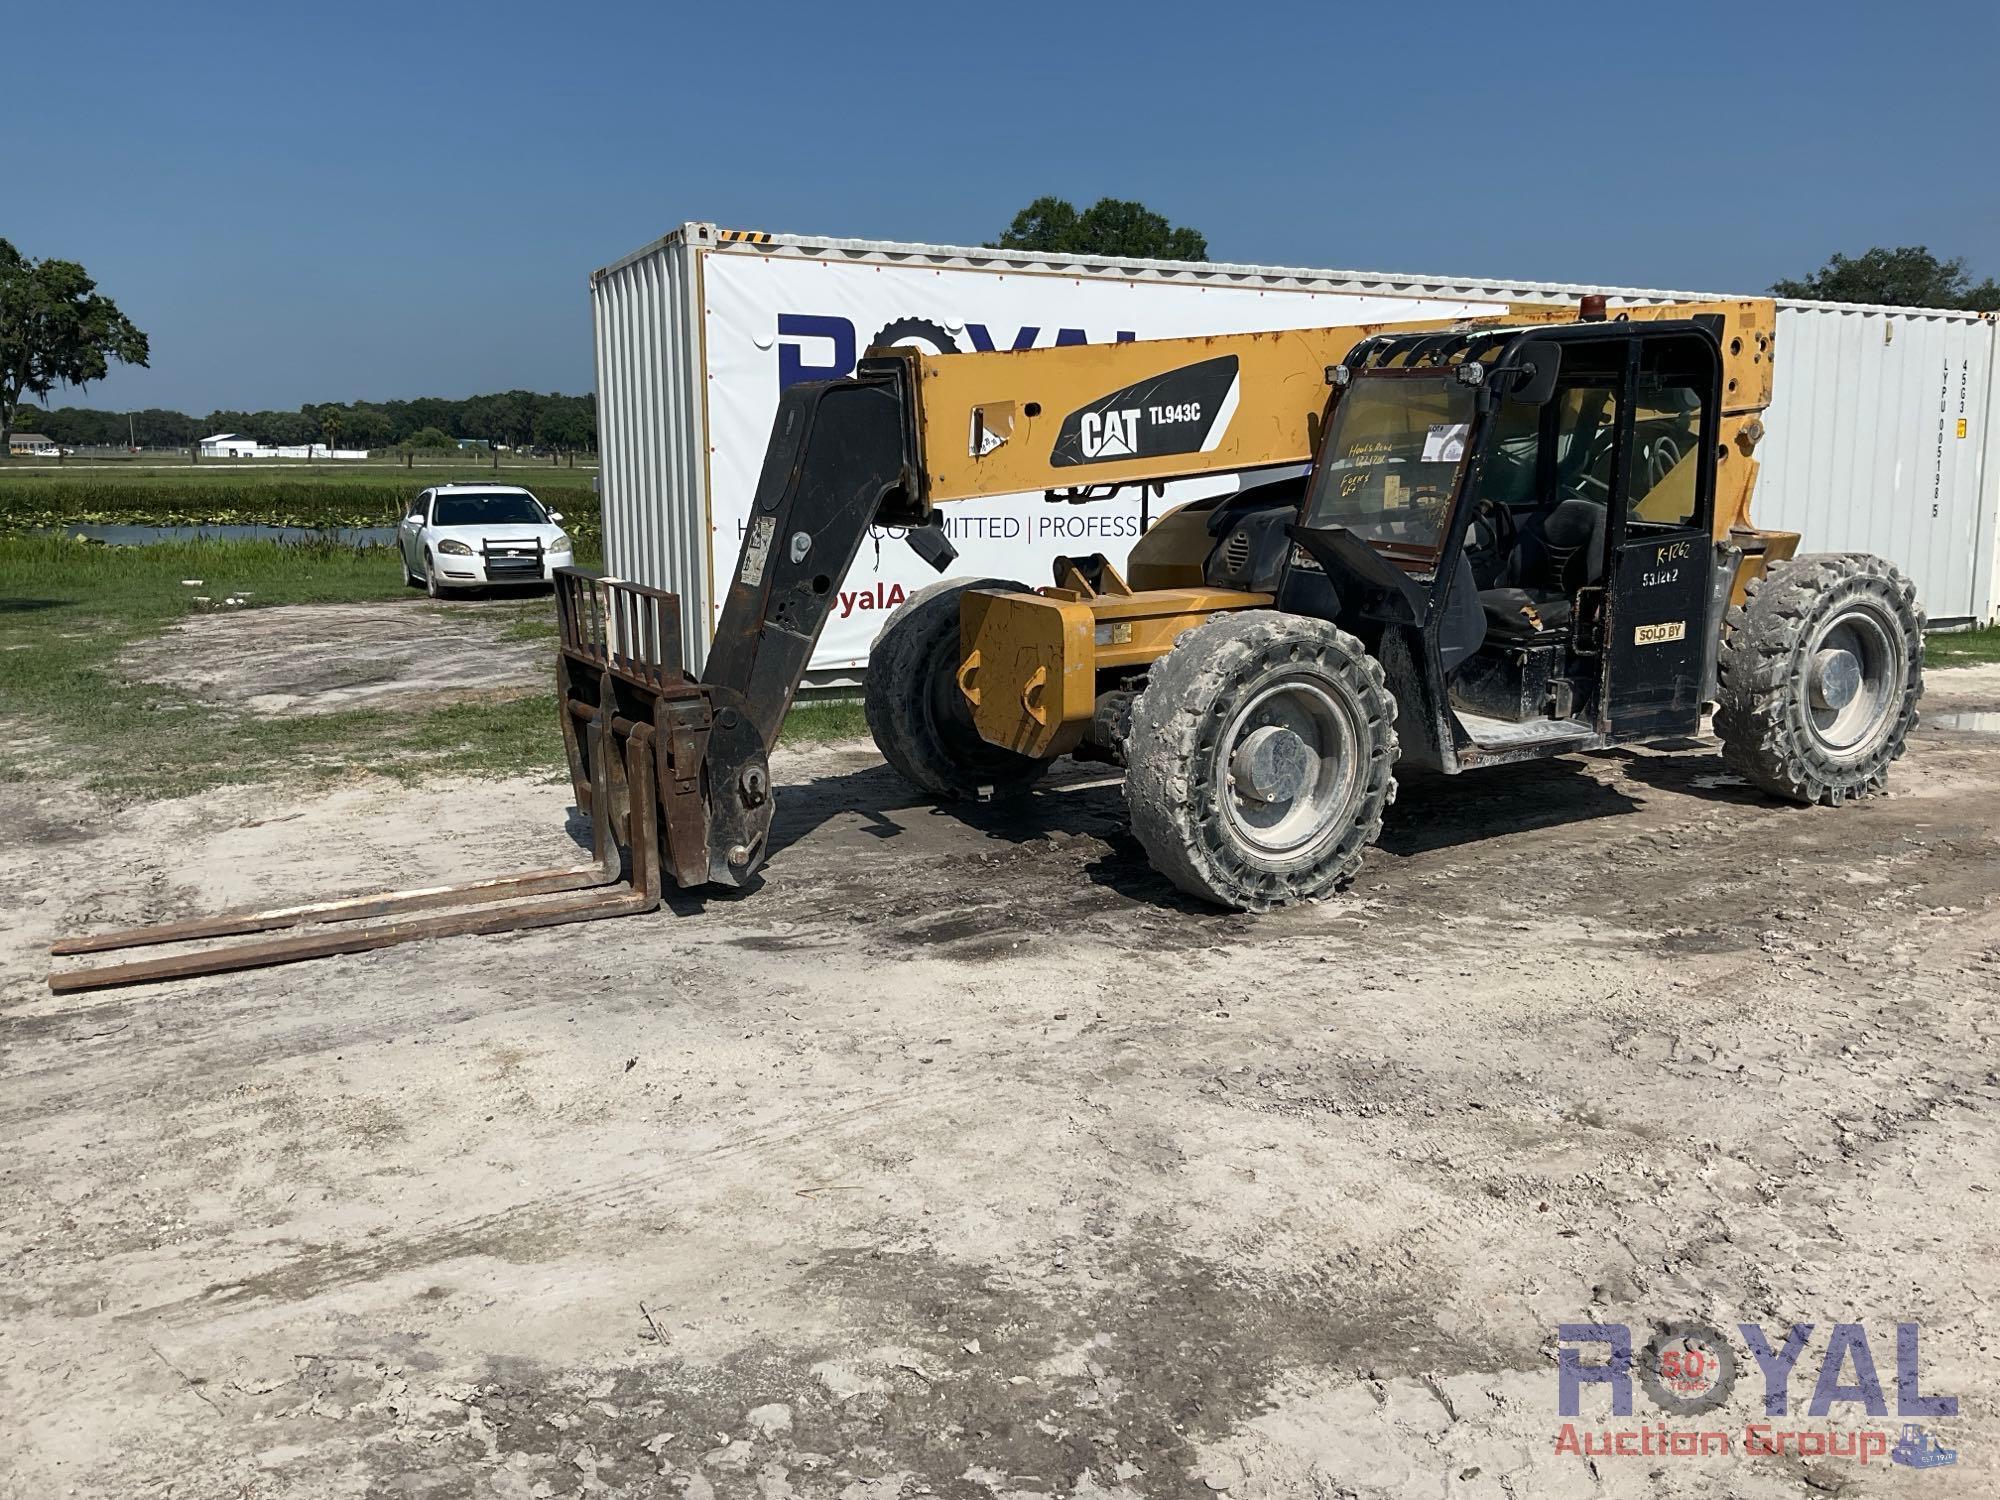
left=547, top=511, right=564, bottom=524
left=1503, top=340, right=1562, bottom=405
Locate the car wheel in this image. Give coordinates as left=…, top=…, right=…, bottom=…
left=425, top=553, right=444, bottom=599
left=403, top=551, right=423, bottom=588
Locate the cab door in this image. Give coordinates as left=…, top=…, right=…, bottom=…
left=1600, top=334, right=1719, bottom=738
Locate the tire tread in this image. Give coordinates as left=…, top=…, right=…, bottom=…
left=1714, top=551, right=1923, bottom=805
left=863, top=577, right=1047, bottom=800
left=1124, top=611, right=1398, bottom=910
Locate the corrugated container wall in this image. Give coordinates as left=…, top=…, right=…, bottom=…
left=592, top=225, right=2000, bottom=669
left=1758, top=307, right=1998, bottom=626
left=590, top=234, right=712, bottom=665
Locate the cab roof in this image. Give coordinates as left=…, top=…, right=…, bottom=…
left=1354, top=317, right=1715, bottom=374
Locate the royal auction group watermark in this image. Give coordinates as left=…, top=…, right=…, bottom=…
left=1555, top=1320, right=1959, bottom=1470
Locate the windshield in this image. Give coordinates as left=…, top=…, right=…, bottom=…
left=1303, top=375, right=1477, bottom=556
left=432, top=492, right=546, bottom=527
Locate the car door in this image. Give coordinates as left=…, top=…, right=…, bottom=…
left=400, top=491, right=430, bottom=570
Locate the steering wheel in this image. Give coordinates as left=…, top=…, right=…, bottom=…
left=1463, top=495, right=1518, bottom=581
left=1570, top=425, right=1619, bottom=502
left=1646, top=432, right=1684, bottom=491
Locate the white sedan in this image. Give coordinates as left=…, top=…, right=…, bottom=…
left=398, top=484, right=574, bottom=596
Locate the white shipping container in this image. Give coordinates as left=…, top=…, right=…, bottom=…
left=591, top=223, right=2000, bottom=682
left=1759, top=306, right=1998, bottom=626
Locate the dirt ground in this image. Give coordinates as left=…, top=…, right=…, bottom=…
left=118, top=599, right=547, bottom=716
left=4, top=643, right=1997, bottom=1498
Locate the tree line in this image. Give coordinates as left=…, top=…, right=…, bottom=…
left=13, top=390, right=598, bottom=454
left=1769, top=246, right=1998, bottom=311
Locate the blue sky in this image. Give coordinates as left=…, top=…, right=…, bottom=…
left=17, top=0, right=1996, bottom=413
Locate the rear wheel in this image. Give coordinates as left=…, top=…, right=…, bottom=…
left=1715, top=552, right=1923, bottom=805
left=1125, top=611, right=1398, bottom=911
left=864, top=577, right=1049, bottom=799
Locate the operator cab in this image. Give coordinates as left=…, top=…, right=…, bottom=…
left=1224, top=318, right=1726, bottom=771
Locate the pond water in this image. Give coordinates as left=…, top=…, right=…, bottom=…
left=1930, top=711, right=2000, bottom=735
left=45, top=523, right=398, bottom=548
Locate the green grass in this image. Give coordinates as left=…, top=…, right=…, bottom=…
left=498, top=610, right=563, bottom=645
left=1928, top=626, right=2000, bottom=667
left=0, top=534, right=429, bottom=800
left=779, top=698, right=867, bottom=744
left=0, top=456, right=597, bottom=486
left=0, top=533, right=866, bottom=804
left=1, top=453, right=594, bottom=473
left=0, top=461, right=602, bottom=543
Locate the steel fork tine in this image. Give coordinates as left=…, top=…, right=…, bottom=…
left=46, top=734, right=663, bottom=994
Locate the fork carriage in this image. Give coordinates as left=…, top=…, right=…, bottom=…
left=551, top=566, right=758, bottom=893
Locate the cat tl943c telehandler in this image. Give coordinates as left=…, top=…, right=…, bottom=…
left=51, top=296, right=1925, bottom=989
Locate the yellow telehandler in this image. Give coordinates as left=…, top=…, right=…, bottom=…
left=51, top=295, right=1924, bottom=988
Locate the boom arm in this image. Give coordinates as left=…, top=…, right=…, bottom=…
left=889, top=296, right=1774, bottom=530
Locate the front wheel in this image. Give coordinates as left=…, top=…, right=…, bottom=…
left=1125, top=611, right=1399, bottom=911
left=1714, top=552, right=1924, bottom=805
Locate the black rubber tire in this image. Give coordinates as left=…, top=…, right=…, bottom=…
left=1714, top=552, right=1924, bottom=806
left=1124, top=611, right=1398, bottom=911
left=863, top=577, right=1050, bottom=799
left=866, top=317, right=961, bottom=356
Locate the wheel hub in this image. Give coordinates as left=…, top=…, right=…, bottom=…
left=1230, top=725, right=1312, bottom=805
left=1810, top=647, right=1862, bottom=711
left=1803, top=605, right=1904, bottom=755
left=1218, top=673, right=1367, bottom=860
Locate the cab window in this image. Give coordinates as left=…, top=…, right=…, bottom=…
left=1550, top=381, right=1622, bottom=506
left=1305, top=373, right=1476, bottom=556
left=1625, top=339, right=1711, bottom=532
left=1476, top=354, right=1623, bottom=515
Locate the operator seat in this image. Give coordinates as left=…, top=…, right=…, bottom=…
left=1477, top=497, right=1607, bottom=639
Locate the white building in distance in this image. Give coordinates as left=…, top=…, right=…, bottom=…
left=197, top=434, right=369, bottom=460
left=198, top=432, right=262, bottom=457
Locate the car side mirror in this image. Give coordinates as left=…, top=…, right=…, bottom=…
left=1501, top=340, right=1562, bottom=405
left=547, top=511, right=564, bottom=524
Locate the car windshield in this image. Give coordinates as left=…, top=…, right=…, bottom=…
left=432, top=492, right=545, bottom=527
left=1303, top=374, right=1477, bottom=555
